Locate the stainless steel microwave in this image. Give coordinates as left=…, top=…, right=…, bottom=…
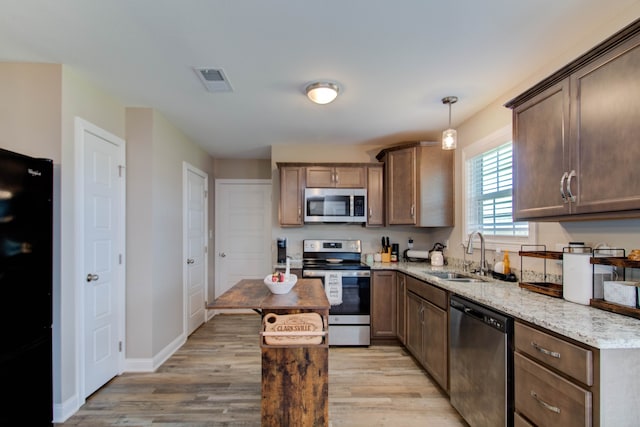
left=304, top=188, right=367, bottom=223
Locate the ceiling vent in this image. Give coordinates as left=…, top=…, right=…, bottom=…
left=193, top=67, right=233, bottom=92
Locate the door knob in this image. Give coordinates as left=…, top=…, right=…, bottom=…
left=219, top=252, right=226, bottom=258
left=86, top=274, right=99, bottom=282
left=187, top=258, right=195, bottom=264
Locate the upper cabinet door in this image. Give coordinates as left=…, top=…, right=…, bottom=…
left=416, top=144, right=454, bottom=227
left=305, top=166, right=365, bottom=188
left=305, top=166, right=334, bottom=187
left=512, top=80, right=571, bottom=221
left=366, top=165, right=384, bottom=226
left=279, top=166, right=305, bottom=226
left=508, top=20, right=640, bottom=221
left=570, top=32, right=640, bottom=215
left=386, top=147, right=417, bottom=225
left=333, top=167, right=365, bottom=188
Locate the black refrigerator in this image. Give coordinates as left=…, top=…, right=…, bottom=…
left=0, top=148, right=53, bottom=425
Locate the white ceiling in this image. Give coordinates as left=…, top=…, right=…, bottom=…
left=1, top=1, right=638, bottom=159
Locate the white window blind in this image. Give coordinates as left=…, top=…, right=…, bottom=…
left=466, top=141, right=528, bottom=237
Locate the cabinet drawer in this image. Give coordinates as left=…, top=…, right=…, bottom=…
left=406, top=275, right=447, bottom=309
left=515, top=322, right=593, bottom=386
left=515, top=353, right=592, bottom=427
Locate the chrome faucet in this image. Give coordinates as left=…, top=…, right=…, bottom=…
left=466, top=231, right=488, bottom=276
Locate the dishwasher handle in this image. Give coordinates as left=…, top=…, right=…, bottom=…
left=463, top=306, right=485, bottom=321
left=451, top=299, right=484, bottom=321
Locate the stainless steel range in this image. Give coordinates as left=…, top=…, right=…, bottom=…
left=302, top=239, right=371, bottom=346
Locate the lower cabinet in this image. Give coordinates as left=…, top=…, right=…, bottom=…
left=371, top=271, right=396, bottom=339
left=514, top=321, right=594, bottom=427
left=405, top=276, right=448, bottom=391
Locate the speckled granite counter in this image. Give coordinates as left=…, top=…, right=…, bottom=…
left=370, top=261, right=640, bottom=350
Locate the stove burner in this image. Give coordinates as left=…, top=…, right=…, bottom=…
left=302, top=239, right=369, bottom=271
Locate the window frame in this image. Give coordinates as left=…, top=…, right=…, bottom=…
left=461, top=125, right=536, bottom=252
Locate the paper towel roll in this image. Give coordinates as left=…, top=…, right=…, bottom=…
left=406, top=250, right=430, bottom=259
left=563, top=252, right=593, bottom=305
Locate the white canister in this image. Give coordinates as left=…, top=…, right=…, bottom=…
left=604, top=281, right=639, bottom=307
left=430, top=251, right=444, bottom=266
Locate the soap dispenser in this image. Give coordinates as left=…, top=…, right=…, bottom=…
left=503, top=250, right=511, bottom=275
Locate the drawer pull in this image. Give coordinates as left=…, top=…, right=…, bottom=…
left=530, top=390, right=561, bottom=414
left=531, top=341, right=561, bottom=358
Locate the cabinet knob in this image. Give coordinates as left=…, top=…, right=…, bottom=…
left=86, top=274, right=99, bottom=282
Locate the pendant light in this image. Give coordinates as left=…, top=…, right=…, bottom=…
left=306, top=82, right=339, bottom=104
left=442, top=96, right=458, bottom=150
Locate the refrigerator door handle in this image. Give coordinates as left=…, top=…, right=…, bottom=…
left=86, top=273, right=99, bottom=282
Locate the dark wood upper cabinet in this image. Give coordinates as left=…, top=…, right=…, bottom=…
left=278, top=165, right=305, bottom=227
left=305, top=166, right=365, bottom=188
left=377, top=142, right=454, bottom=227
left=366, top=165, right=384, bottom=226
left=506, top=19, right=640, bottom=221
left=512, top=80, right=571, bottom=220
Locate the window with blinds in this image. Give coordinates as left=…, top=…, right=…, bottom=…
left=466, top=141, right=528, bottom=237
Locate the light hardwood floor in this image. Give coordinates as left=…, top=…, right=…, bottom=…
left=57, top=314, right=466, bottom=426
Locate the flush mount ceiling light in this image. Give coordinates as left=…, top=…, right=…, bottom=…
left=442, top=96, right=459, bottom=150
left=306, top=82, right=339, bottom=104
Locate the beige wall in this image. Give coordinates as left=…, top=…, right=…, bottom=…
left=124, top=108, right=155, bottom=358
left=214, top=158, right=271, bottom=179
left=125, top=108, right=215, bottom=358
left=150, top=110, right=214, bottom=355
left=0, top=63, right=62, bottom=160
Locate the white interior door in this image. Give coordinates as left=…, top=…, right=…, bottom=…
left=183, top=163, right=208, bottom=336
left=78, top=118, right=125, bottom=398
left=215, top=180, right=271, bottom=300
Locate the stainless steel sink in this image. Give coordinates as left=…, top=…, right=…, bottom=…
left=425, top=271, right=472, bottom=279
left=424, top=271, right=484, bottom=283
left=444, top=277, right=485, bottom=283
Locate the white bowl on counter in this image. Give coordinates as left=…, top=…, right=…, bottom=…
left=263, top=274, right=297, bottom=294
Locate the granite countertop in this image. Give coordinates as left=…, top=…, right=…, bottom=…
left=371, top=261, right=640, bottom=350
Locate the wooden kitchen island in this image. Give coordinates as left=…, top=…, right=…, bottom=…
left=207, top=278, right=330, bottom=427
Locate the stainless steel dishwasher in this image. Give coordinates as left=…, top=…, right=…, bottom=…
left=449, top=295, right=514, bottom=427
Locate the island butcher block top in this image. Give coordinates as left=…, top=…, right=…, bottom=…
left=207, top=278, right=329, bottom=311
